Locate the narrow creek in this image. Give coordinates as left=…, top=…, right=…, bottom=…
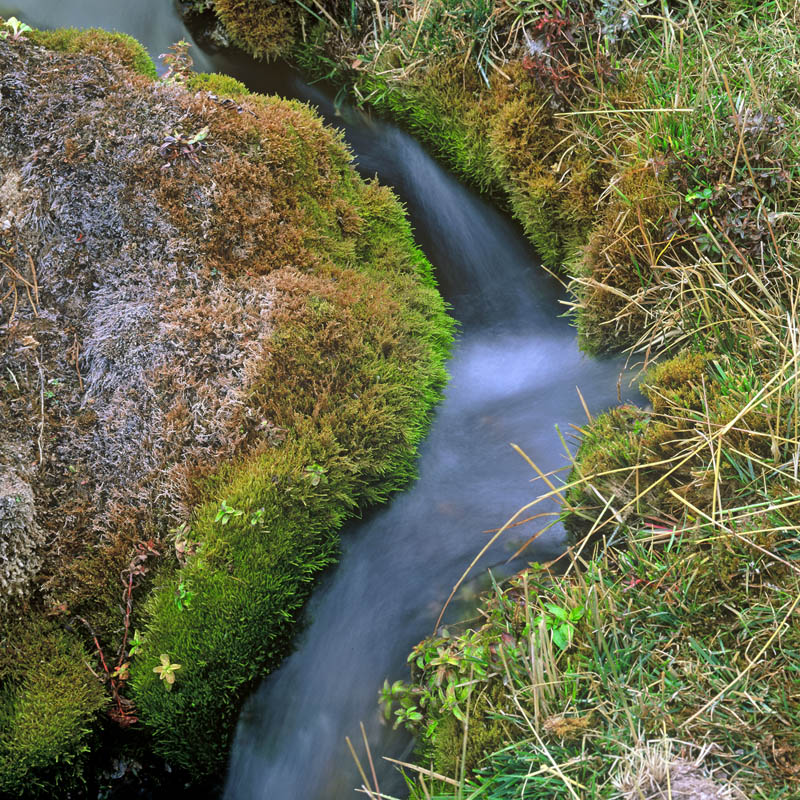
left=5, top=2, right=639, bottom=796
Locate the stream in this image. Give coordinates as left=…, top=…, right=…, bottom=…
left=4, top=2, right=639, bottom=797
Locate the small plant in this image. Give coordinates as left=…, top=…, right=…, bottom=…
left=534, top=603, right=585, bottom=651
left=214, top=499, right=243, bottom=525
left=159, top=39, right=193, bottom=84
left=174, top=580, right=194, bottom=611
left=380, top=679, right=424, bottom=729
left=111, top=662, right=131, bottom=681
left=153, top=654, right=181, bottom=689
left=303, top=463, right=327, bottom=487
left=1, top=16, right=33, bottom=41
left=128, top=629, right=143, bottom=657
left=249, top=507, right=266, bottom=526
left=158, top=126, right=209, bottom=171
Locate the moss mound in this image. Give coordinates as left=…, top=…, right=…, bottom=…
left=0, top=23, right=451, bottom=791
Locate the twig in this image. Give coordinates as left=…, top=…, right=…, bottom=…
left=36, top=352, right=44, bottom=464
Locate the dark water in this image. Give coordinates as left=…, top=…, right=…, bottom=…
left=4, top=3, right=639, bottom=797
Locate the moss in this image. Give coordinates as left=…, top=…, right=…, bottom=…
left=29, top=27, right=157, bottom=79
left=126, top=66, right=453, bottom=774
left=575, top=164, right=679, bottom=354
left=0, top=619, right=106, bottom=797
left=1, top=26, right=452, bottom=786
left=185, top=71, right=250, bottom=98
left=431, top=681, right=511, bottom=776
left=643, top=351, right=715, bottom=415
left=214, top=0, right=299, bottom=61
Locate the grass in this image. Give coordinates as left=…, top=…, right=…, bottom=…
left=198, top=0, right=800, bottom=796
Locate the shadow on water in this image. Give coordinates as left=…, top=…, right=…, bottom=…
left=4, top=3, right=641, bottom=796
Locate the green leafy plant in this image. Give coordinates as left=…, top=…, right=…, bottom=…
left=534, top=603, right=585, bottom=652
left=249, top=507, right=266, bottom=526
left=214, top=499, right=243, bottom=526
left=174, top=581, right=194, bottom=611
left=303, top=463, right=327, bottom=487
left=1, top=16, right=33, bottom=41
left=152, top=654, right=181, bottom=690
left=128, top=629, right=143, bottom=657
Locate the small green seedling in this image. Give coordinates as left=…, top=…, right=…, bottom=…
left=214, top=499, right=243, bottom=525
left=1, top=17, right=32, bottom=41
left=174, top=580, right=194, bottom=611
left=303, top=463, right=327, bottom=487
left=128, top=629, right=143, bottom=657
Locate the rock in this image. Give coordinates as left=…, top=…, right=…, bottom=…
left=0, top=465, right=42, bottom=608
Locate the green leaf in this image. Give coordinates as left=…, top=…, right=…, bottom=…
left=551, top=626, right=568, bottom=651
left=547, top=604, right=568, bottom=621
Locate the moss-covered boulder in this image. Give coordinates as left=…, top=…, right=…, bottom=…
left=0, top=24, right=451, bottom=792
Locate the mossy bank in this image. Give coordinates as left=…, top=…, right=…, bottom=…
left=196, top=0, right=800, bottom=796
left=0, top=24, right=451, bottom=795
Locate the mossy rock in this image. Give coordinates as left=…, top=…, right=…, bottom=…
left=28, top=27, right=157, bottom=79
left=0, top=25, right=452, bottom=787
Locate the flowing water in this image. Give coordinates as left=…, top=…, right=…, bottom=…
left=4, top=3, right=640, bottom=796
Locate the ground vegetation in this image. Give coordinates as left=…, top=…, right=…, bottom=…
left=195, top=0, right=800, bottom=796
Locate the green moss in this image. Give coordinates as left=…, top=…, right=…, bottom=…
left=1, top=25, right=453, bottom=786
left=562, top=404, right=649, bottom=544
left=431, top=681, right=510, bottom=776
left=185, top=71, right=250, bottom=98
left=0, top=619, right=106, bottom=797
left=29, top=27, right=157, bottom=79
left=643, top=351, right=715, bottom=414
left=214, top=0, right=299, bottom=61
left=128, top=81, right=453, bottom=773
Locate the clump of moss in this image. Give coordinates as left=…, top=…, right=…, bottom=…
left=574, top=164, right=680, bottom=354
left=0, top=619, right=106, bottom=797
left=28, top=27, right=157, bottom=78
left=213, top=0, right=299, bottom=61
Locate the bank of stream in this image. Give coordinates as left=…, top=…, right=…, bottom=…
left=4, top=2, right=638, bottom=796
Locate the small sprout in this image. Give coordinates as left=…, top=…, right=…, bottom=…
left=112, top=662, right=131, bottom=681
left=153, top=654, right=181, bottom=689
left=250, top=507, right=266, bottom=527
left=303, top=463, right=327, bottom=487
left=128, top=629, right=143, bottom=657
left=1, top=16, right=33, bottom=42
left=174, top=580, right=194, bottom=611
left=214, top=499, right=243, bottom=525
